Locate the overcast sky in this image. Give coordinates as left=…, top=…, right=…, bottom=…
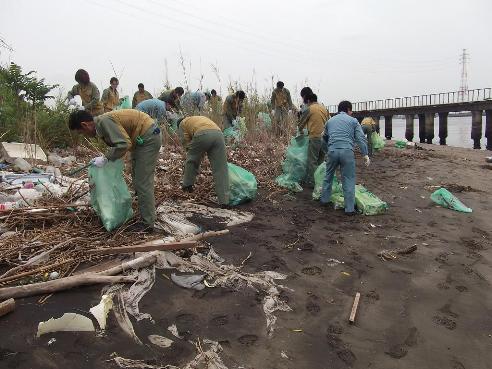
left=1, top=0, right=491, bottom=107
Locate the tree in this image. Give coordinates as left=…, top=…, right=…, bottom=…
left=0, top=62, right=58, bottom=108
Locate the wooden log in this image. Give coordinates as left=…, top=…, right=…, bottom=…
left=0, top=298, right=15, bottom=317
left=0, top=259, right=75, bottom=285
left=0, top=275, right=134, bottom=300
left=349, top=292, right=361, bottom=324
left=87, top=241, right=197, bottom=256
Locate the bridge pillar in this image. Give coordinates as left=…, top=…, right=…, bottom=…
left=438, top=112, right=448, bottom=145
left=485, top=110, right=492, bottom=151
left=418, top=114, right=426, bottom=143
left=471, top=110, right=483, bottom=149
left=384, top=115, right=392, bottom=139
left=405, top=115, right=414, bottom=141
left=425, top=113, right=435, bottom=144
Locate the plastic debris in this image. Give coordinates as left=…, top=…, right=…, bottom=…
left=281, top=351, right=289, bottom=359
left=89, top=159, right=133, bottom=231
left=89, top=294, right=113, bottom=330
left=12, top=158, right=32, bottom=172
left=275, top=135, right=308, bottom=192
left=47, top=338, right=56, bottom=345
left=183, top=339, right=228, bottom=369
left=148, top=335, right=173, bottom=348
left=430, top=188, right=472, bottom=213
left=170, top=273, right=206, bottom=290
left=48, top=153, right=76, bottom=167
left=49, top=271, right=59, bottom=280
left=227, top=163, right=257, bottom=206
left=37, top=313, right=95, bottom=338
left=326, top=258, right=344, bottom=267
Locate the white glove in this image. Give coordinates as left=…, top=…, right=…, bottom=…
left=91, top=156, right=108, bottom=168
left=364, top=155, right=370, bottom=167
left=68, top=99, right=77, bottom=106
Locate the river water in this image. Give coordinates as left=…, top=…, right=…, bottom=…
left=379, top=115, right=488, bottom=149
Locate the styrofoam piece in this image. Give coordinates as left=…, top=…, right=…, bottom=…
left=1, top=142, right=47, bottom=162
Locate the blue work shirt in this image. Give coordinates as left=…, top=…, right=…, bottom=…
left=135, top=98, right=167, bottom=121
left=323, top=112, right=368, bottom=156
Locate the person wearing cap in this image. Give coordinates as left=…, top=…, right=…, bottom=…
left=177, top=116, right=229, bottom=205
left=222, top=90, right=246, bottom=129
left=68, top=109, right=162, bottom=232
left=320, top=100, right=370, bottom=215
left=360, top=117, right=377, bottom=157
left=132, top=83, right=153, bottom=108
left=158, top=87, right=185, bottom=112
left=298, top=93, right=330, bottom=187
left=67, top=69, right=104, bottom=116
left=271, top=81, right=294, bottom=134
left=101, top=77, right=120, bottom=112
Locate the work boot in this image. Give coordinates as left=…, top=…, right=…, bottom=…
left=126, top=222, right=154, bottom=233
left=344, top=211, right=357, bottom=216
left=182, top=185, right=194, bottom=193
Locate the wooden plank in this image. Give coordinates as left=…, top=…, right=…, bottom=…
left=349, top=292, right=361, bottom=324
left=87, top=241, right=197, bottom=256
left=0, top=298, right=15, bottom=317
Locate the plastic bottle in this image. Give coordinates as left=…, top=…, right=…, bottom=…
left=0, top=202, right=20, bottom=211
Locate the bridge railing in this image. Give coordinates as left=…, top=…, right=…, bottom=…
left=327, top=88, right=492, bottom=114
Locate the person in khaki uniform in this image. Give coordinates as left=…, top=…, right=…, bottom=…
left=360, top=117, right=377, bottom=157
left=298, top=93, right=330, bottom=187
left=68, top=109, right=162, bottom=232
left=209, top=89, right=222, bottom=124
left=67, top=69, right=104, bottom=116
left=159, top=87, right=184, bottom=112
left=101, top=77, right=120, bottom=112
left=178, top=116, right=229, bottom=205
left=222, top=90, right=246, bottom=129
left=132, top=83, right=153, bottom=108
left=271, top=81, right=295, bottom=134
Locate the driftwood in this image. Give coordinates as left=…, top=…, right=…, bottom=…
left=0, top=298, right=15, bottom=317
left=349, top=292, right=361, bottom=324
left=378, top=245, right=418, bottom=261
left=0, top=275, right=135, bottom=300
left=87, top=240, right=197, bottom=256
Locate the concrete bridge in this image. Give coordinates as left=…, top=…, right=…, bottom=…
left=328, top=88, right=492, bottom=150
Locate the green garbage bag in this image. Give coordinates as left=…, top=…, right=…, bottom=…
left=430, top=188, right=472, bottom=213
left=395, top=140, right=407, bottom=149
left=355, top=185, right=389, bottom=215
left=371, top=132, right=385, bottom=151
left=275, top=135, right=309, bottom=192
left=312, top=162, right=344, bottom=208
left=228, top=163, right=257, bottom=206
left=116, top=95, right=131, bottom=110
left=89, top=159, right=133, bottom=231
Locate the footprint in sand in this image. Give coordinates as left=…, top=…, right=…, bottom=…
left=301, top=266, right=322, bottom=275
left=432, top=315, right=457, bottom=330
left=238, top=334, right=258, bottom=346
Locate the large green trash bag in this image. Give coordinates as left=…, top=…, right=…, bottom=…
left=311, top=162, right=344, bottom=208
left=89, top=159, right=133, bottom=231
left=228, top=163, right=257, bottom=206
left=116, top=95, right=131, bottom=110
left=371, top=132, right=385, bottom=151
left=430, top=188, right=472, bottom=213
left=275, top=135, right=309, bottom=192
left=395, top=140, right=407, bottom=149
left=355, top=185, right=389, bottom=215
